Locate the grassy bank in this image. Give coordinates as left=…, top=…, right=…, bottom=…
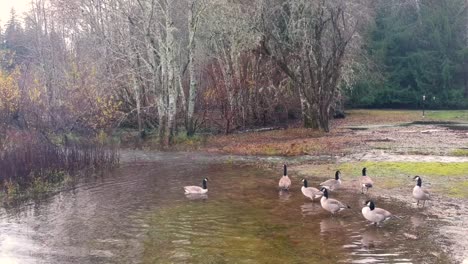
left=294, top=161, right=468, bottom=199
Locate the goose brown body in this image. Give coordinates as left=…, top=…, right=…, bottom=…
left=301, top=179, right=323, bottom=201
left=360, top=167, right=373, bottom=194
left=361, top=200, right=392, bottom=225
left=320, top=170, right=342, bottom=191
left=320, top=188, right=350, bottom=215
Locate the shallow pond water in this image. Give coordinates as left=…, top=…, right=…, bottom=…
left=0, top=154, right=452, bottom=263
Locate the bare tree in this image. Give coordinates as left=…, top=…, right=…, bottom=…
left=257, top=0, right=370, bottom=131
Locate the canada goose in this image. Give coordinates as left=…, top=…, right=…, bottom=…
left=278, top=164, right=291, bottom=190
left=320, top=188, right=350, bottom=215
left=301, top=179, right=323, bottom=201
left=360, top=167, right=373, bottom=194
left=413, top=176, right=430, bottom=206
left=184, top=178, right=208, bottom=194
left=320, top=170, right=342, bottom=191
left=361, top=200, right=392, bottom=226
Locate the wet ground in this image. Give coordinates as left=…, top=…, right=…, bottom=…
left=343, top=121, right=468, bottom=157
left=0, top=154, right=455, bottom=263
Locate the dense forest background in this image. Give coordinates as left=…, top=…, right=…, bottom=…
left=349, top=0, right=468, bottom=109
left=0, top=0, right=467, bottom=146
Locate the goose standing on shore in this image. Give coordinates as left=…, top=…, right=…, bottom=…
left=320, top=188, right=350, bottom=215
left=301, top=179, right=323, bottom=201
left=361, top=200, right=393, bottom=226
left=278, top=164, right=291, bottom=190
left=184, top=178, right=208, bottom=194
left=413, top=176, right=430, bottom=206
left=320, top=170, right=342, bottom=191
left=360, top=167, right=374, bottom=194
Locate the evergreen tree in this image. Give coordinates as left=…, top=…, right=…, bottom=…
left=2, top=8, right=28, bottom=70
left=348, top=0, right=468, bottom=108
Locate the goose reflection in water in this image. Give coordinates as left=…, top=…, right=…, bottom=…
left=278, top=189, right=291, bottom=202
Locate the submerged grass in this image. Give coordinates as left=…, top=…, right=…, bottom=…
left=143, top=201, right=309, bottom=264
left=2, top=169, right=75, bottom=203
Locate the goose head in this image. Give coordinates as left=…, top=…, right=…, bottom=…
left=320, top=187, right=328, bottom=198
left=362, top=167, right=367, bottom=176
left=335, top=170, right=341, bottom=180
left=202, top=178, right=208, bottom=189
left=413, top=176, right=422, bottom=187
left=301, top=178, right=308, bottom=188
left=364, top=200, right=375, bottom=210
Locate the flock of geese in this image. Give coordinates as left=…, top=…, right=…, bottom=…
left=183, top=164, right=431, bottom=226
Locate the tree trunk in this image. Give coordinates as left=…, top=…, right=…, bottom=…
left=164, top=0, right=177, bottom=146
left=132, top=74, right=143, bottom=138
left=318, top=104, right=330, bottom=132
left=186, top=1, right=198, bottom=136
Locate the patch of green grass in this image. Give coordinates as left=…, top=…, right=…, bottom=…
left=451, top=149, right=468, bottom=157
left=172, top=132, right=206, bottom=147
left=338, top=161, right=468, bottom=177
left=425, top=110, right=468, bottom=121
left=295, top=161, right=468, bottom=198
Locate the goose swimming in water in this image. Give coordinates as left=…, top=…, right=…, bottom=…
left=184, top=178, right=208, bottom=194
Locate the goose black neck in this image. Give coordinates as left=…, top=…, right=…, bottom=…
left=283, top=164, right=287, bottom=176
left=202, top=179, right=207, bottom=189
left=335, top=171, right=340, bottom=180
left=303, top=179, right=308, bottom=188
left=323, top=189, right=328, bottom=198
left=416, top=178, right=422, bottom=187
left=362, top=168, right=366, bottom=176
left=369, top=201, right=375, bottom=210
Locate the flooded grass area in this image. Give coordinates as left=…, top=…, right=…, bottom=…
left=0, top=159, right=456, bottom=263
left=142, top=163, right=452, bottom=264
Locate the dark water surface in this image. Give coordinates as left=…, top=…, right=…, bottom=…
left=0, top=154, right=451, bottom=263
